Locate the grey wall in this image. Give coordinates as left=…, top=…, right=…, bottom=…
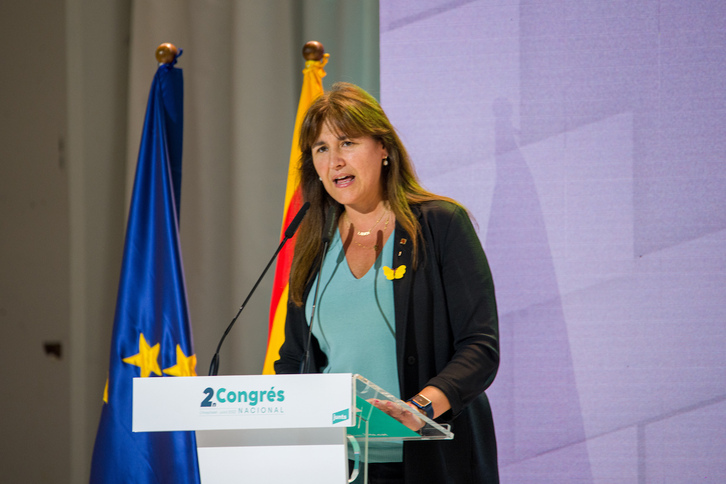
left=1, top=1, right=73, bottom=481
left=1, top=1, right=133, bottom=481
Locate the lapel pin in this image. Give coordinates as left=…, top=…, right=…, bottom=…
left=383, top=265, right=407, bottom=280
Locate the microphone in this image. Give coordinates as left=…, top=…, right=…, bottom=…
left=321, top=204, right=338, bottom=244
left=285, top=201, right=309, bottom=239
left=208, top=201, right=310, bottom=376
left=300, top=204, right=338, bottom=373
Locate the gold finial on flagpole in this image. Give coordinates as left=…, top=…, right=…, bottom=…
left=302, top=41, right=325, bottom=61
left=155, top=43, right=179, bottom=65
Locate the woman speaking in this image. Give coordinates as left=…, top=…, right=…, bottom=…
left=275, top=83, right=499, bottom=483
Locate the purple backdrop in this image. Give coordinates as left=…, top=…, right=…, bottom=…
left=380, top=1, right=726, bottom=482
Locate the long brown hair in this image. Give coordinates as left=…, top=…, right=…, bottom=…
left=289, top=82, right=458, bottom=305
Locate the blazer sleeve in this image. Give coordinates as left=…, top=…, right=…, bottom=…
left=274, top=287, right=327, bottom=374
left=423, top=203, right=499, bottom=417
left=273, top=299, right=306, bottom=374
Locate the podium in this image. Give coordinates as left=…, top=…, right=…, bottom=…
left=133, top=374, right=453, bottom=483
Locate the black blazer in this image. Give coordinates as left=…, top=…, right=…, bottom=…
left=276, top=200, right=500, bottom=483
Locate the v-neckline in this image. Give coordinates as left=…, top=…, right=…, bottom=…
left=337, top=227, right=394, bottom=280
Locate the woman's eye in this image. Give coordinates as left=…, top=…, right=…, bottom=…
left=342, top=140, right=354, bottom=147
left=316, top=145, right=328, bottom=153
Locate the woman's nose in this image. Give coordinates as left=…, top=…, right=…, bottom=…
left=330, top=149, right=344, bottom=167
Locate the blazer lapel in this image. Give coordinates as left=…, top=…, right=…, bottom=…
left=393, top=219, right=414, bottom=368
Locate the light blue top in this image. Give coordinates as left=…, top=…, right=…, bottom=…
left=305, top=229, right=402, bottom=463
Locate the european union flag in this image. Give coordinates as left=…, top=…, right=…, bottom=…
left=90, top=54, right=200, bottom=484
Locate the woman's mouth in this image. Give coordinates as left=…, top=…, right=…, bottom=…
left=334, top=175, right=355, bottom=187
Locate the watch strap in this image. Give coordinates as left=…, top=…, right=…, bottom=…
left=408, top=394, right=434, bottom=419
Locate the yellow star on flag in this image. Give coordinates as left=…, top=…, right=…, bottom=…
left=163, top=345, right=198, bottom=377
left=122, top=333, right=162, bottom=377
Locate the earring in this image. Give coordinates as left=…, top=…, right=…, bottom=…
left=319, top=176, right=322, bottom=181
left=383, top=157, right=389, bottom=166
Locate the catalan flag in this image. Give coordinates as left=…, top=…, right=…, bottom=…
left=262, top=52, right=329, bottom=374
left=90, top=52, right=200, bottom=483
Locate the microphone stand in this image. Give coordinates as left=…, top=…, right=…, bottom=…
left=300, top=241, right=329, bottom=373
left=208, top=202, right=309, bottom=376
left=300, top=204, right=338, bottom=373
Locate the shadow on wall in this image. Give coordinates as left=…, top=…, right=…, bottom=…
left=486, top=98, right=592, bottom=480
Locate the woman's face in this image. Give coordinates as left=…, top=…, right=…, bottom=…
left=311, top=122, right=388, bottom=213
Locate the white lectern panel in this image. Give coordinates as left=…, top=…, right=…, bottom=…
left=133, top=373, right=354, bottom=432
left=197, top=444, right=347, bottom=484
left=132, top=374, right=354, bottom=484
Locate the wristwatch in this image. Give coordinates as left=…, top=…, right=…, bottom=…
left=408, top=393, right=434, bottom=420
